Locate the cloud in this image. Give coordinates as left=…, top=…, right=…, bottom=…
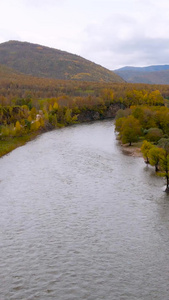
left=0, top=29, right=21, bottom=44
left=79, top=10, right=169, bottom=69
left=109, top=38, right=169, bottom=68
left=23, top=0, right=67, bottom=8
left=1, top=0, right=169, bottom=69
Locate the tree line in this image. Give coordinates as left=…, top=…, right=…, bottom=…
left=115, top=90, right=169, bottom=192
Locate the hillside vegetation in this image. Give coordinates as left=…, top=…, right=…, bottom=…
left=0, top=41, right=124, bottom=83
left=1, top=64, right=169, bottom=104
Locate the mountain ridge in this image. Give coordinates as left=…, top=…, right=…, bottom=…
left=0, top=40, right=124, bottom=83
left=114, top=65, right=169, bottom=72
left=114, top=64, right=169, bottom=84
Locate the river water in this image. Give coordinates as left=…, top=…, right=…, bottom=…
left=0, top=120, right=169, bottom=300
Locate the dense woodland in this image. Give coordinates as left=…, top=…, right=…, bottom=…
left=0, top=72, right=169, bottom=191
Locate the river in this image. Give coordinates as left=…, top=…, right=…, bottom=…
left=0, top=120, right=169, bottom=300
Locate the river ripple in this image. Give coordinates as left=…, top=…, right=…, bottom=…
left=0, top=120, right=169, bottom=300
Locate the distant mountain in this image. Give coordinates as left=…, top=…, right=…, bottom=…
left=114, top=65, right=169, bottom=84
left=115, top=65, right=169, bottom=72
left=0, top=41, right=124, bottom=83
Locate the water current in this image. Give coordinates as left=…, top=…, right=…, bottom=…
left=0, top=120, right=169, bottom=300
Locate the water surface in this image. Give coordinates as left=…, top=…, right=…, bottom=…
left=0, top=120, right=169, bottom=300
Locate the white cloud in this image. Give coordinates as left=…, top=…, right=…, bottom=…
left=0, top=29, right=21, bottom=44
left=78, top=0, right=169, bottom=68
left=0, top=0, right=169, bottom=69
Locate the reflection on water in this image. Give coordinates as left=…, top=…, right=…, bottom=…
left=0, top=120, right=169, bottom=300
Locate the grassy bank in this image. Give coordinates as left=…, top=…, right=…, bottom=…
left=0, top=132, right=40, bottom=158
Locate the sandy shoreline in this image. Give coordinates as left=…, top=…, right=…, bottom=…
left=121, top=144, right=142, bottom=157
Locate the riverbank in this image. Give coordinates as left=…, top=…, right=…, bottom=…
left=0, top=131, right=40, bottom=158
left=120, top=142, right=143, bottom=157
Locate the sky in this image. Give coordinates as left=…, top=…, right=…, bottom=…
left=0, top=0, right=169, bottom=70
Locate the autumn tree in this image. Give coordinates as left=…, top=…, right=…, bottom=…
left=15, top=120, right=22, bottom=135
left=158, top=138, right=169, bottom=192
left=102, top=88, right=114, bottom=104
left=120, top=115, right=141, bottom=146
left=159, top=151, right=169, bottom=192
left=115, top=117, right=125, bottom=134
left=141, top=140, right=153, bottom=164
left=148, top=90, right=164, bottom=106
left=146, top=127, right=163, bottom=143
left=149, top=146, right=163, bottom=172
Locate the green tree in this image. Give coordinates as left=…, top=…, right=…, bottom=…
left=115, top=117, right=125, bottom=134
left=158, top=138, right=169, bottom=192
left=15, top=120, right=22, bottom=134
left=65, top=108, right=72, bottom=124
left=159, top=149, right=169, bottom=192
left=48, top=113, right=57, bottom=127
left=141, top=140, right=153, bottom=164
left=148, top=90, right=164, bottom=106
left=120, top=115, right=141, bottom=146
left=140, top=108, right=156, bottom=129
left=102, top=88, right=114, bottom=104
left=158, top=138, right=169, bottom=153
left=146, top=127, right=163, bottom=143
left=149, top=146, right=163, bottom=172
left=115, top=108, right=131, bottom=120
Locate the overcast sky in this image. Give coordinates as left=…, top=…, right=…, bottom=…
left=0, top=0, right=169, bottom=70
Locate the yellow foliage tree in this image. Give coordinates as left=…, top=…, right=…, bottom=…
left=49, top=104, right=53, bottom=112
left=28, top=115, right=33, bottom=122
left=15, top=120, right=22, bottom=133
left=30, top=120, right=41, bottom=131
left=53, top=102, right=58, bottom=110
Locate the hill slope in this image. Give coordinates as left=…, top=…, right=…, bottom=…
left=0, top=63, right=24, bottom=79
left=114, top=65, right=169, bottom=84
left=0, top=41, right=124, bottom=83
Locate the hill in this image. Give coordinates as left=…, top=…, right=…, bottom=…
left=0, top=64, right=24, bottom=79
left=114, top=65, right=169, bottom=84
left=0, top=41, right=124, bottom=83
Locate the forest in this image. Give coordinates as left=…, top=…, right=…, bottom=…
left=0, top=74, right=169, bottom=191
